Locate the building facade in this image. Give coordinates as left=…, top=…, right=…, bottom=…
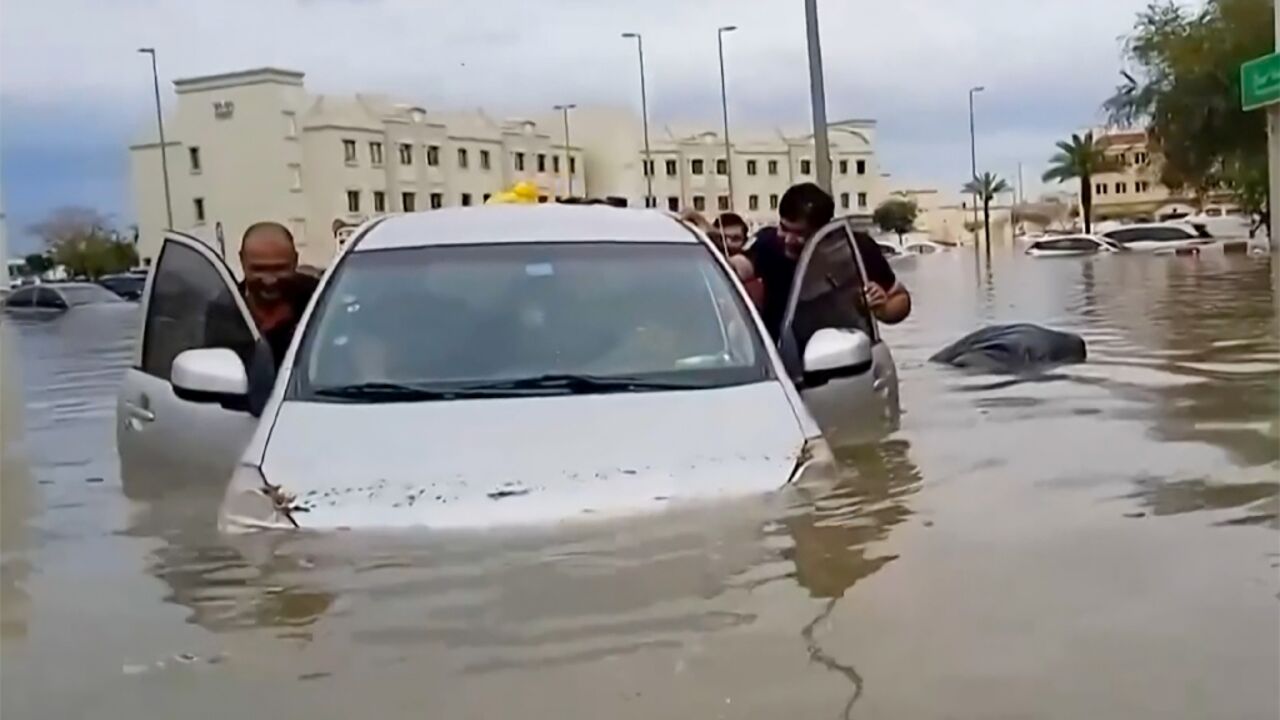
left=130, top=68, right=885, bottom=272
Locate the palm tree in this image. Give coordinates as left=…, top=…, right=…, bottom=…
left=1041, top=132, right=1116, bottom=233
left=961, top=171, right=1011, bottom=253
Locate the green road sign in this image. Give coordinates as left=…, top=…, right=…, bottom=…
left=1241, top=52, right=1280, bottom=111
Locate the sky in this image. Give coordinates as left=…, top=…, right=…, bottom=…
left=0, top=0, right=1155, bottom=253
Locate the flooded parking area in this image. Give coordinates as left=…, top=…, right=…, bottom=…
left=2, top=251, right=1277, bottom=719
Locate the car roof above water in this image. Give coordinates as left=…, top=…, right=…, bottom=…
left=353, top=205, right=698, bottom=252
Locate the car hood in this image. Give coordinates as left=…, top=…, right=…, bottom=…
left=254, top=381, right=807, bottom=530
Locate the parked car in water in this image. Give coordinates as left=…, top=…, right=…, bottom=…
left=3, top=282, right=125, bottom=315
left=903, top=240, right=948, bottom=255
left=1025, top=235, right=1123, bottom=257
left=117, top=205, right=900, bottom=531
left=98, top=273, right=147, bottom=301
left=1099, top=222, right=1213, bottom=252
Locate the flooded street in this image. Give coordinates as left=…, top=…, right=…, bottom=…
left=2, top=252, right=1277, bottom=719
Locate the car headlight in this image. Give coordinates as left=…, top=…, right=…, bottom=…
left=218, top=464, right=302, bottom=533
left=787, top=436, right=838, bottom=491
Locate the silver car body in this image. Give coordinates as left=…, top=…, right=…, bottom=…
left=117, top=206, right=898, bottom=530
left=1099, top=222, right=1213, bottom=253
left=1025, top=234, right=1121, bottom=257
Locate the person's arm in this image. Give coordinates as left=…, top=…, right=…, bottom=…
left=854, top=233, right=911, bottom=324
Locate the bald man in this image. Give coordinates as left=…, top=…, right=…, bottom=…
left=239, top=222, right=319, bottom=367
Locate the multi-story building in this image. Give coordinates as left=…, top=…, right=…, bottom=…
left=131, top=68, right=885, bottom=271
left=1084, top=128, right=1241, bottom=221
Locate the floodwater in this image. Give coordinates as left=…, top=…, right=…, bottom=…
left=2, top=251, right=1277, bottom=719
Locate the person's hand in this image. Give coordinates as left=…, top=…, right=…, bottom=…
left=864, top=282, right=888, bottom=312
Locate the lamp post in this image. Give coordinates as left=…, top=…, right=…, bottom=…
left=553, top=103, right=577, bottom=198
left=967, top=85, right=985, bottom=244
left=803, top=0, right=832, bottom=193
left=621, top=33, right=654, bottom=208
left=138, top=48, right=173, bottom=228
left=717, top=25, right=738, bottom=211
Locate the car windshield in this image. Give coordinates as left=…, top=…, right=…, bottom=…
left=293, top=241, right=770, bottom=400
left=60, top=285, right=124, bottom=305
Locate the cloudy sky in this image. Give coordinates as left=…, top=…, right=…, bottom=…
left=1, top=0, right=1152, bottom=251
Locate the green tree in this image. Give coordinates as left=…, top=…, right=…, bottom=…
left=961, top=172, right=1012, bottom=252
left=28, top=207, right=137, bottom=279
left=1041, top=132, right=1116, bottom=233
left=22, top=253, right=53, bottom=277
left=872, top=198, right=919, bottom=243
left=1105, top=0, right=1272, bottom=219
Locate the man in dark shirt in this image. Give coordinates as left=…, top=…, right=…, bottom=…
left=238, top=222, right=319, bottom=367
left=748, top=183, right=911, bottom=338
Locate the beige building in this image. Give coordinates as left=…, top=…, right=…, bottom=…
left=131, top=68, right=886, bottom=272
left=1084, top=128, right=1241, bottom=221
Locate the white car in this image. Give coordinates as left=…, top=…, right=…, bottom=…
left=1100, top=222, right=1213, bottom=253
left=117, top=206, right=899, bottom=531
left=1025, top=234, right=1123, bottom=257
left=902, top=240, right=948, bottom=255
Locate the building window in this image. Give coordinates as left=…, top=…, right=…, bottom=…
left=289, top=164, right=302, bottom=191
left=667, top=196, right=680, bottom=212
left=538, top=195, right=549, bottom=204
left=748, top=194, right=759, bottom=211
left=716, top=158, right=728, bottom=176
left=840, top=192, right=850, bottom=209
left=480, top=149, right=491, bottom=170
left=369, top=142, right=384, bottom=166
left=644, top=196, right=657, bottom=208
left=838, top=159, right=847, bottom=175
left=768, top=160, right=779, bottom=176
left=1116, top=153, right=1127, bottom=165
left=537, top=153, right=547, bottom=173
left=1116, top=182, right=1127, bottom=194
left=1136, top=181, right=1149, bottom=193
left=746, top=160, right=757, bottom=176
left=457, top=147, right=469, bottom=169
left=665, top=159, right=678, bottom=177
left=642, top=159, right=655, bottom=177
left=1135, top=151, right=1148, bottom=165
left=769, top=193, right=779, bottom=210
left=193, top=197, right=206, bottom=224
left=569, top=157, right=576, bottom=174
left=284, top=112, right=298, bottom=138
left=461, top=193, right=472, bottom=207
left=346, top=190, right=361, bottom=213
left=343, top=139, right=358, bottom=164
left=373, top=191, right=386, bottom=213
left=800, top=159, right=812, bottom=175
left=483, top=193, right=492, bottom=202
left=692, top=195, right=706, bottom=211
left=857, top=192, right=868, bottom=209
left=401, top=192, right=416, bottom=212
left=188, top=146, right=202, bottom=173
left=856, top=159, right=867, bottom=175
left=427, top=145, right=440, bottom=167
left=691, top=159, right=705, bottom=175
left=514, top=152, right=526, bottom=171
left=718, top=195, right=730, bottom=211
left=1095, top=183, right=1107, bottom=195
left=399, top=143, right=413, bottom=165
left=430, top=192, right=443, bottom=209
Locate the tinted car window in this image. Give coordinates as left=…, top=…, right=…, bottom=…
left=142, top=243, right=255, bottom=381
left=99, top=276, right=146, bottom=299
left=1106, top=226, right=1194, bottom=244
left=5, top=288, right=36, bottom=308
left=783, top=229, right=873, bottom=362
left=1034, top=237, right=1100, bottom=251
left=34, top=288, right=66, bottom=308
left=296, top=242, right=768, bottom=396
left=60, top=285, right=123, bottom=305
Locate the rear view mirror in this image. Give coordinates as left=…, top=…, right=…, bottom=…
left=172, top=348, right=250, bottom=411
left=803, top=328, right=873, bottom=386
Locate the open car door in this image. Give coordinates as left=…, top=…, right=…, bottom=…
left=777, top=220, right=900, bottom=444
left=117, top=232, right=261, bottom=499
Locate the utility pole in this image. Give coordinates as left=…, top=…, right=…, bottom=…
left=717, top=25, right=738, bottom=211
left=621, top=33, right=654, bottom=208
left=967, top=86, right=985, bottom=245
left=804, top=0, right=832, bottom=194
left=553, top=104, right=577, bottom=197
left=139, top=48, right=173, bottom=228
left=1269, top=1, right=1279, bottom=257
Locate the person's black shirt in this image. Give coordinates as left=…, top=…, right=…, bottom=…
left=239, top=274, right=320, bottom=368
left=748, top=226, right=896, bottom=340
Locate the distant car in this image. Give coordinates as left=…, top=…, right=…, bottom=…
left=1100, top=222, right=1213, bottom=252
left=3, top=282, right=125, bottom=315
left=99, top=273, right=147, bottom=301
left=903, top=240, right=947, bottom=255
left=876, top=241, right=903, bottom=258
left=1025, top=235, right=1122, bottom=257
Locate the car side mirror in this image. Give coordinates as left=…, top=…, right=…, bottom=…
left=172, top=348, right=251, bottom=412
left=802, top=328, right=873, bottom=387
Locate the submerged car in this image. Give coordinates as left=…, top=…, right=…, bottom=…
left=1099, top=222, right=1213, bottom=253
left=117, top=205, right=900, bottom=531
left=1025, top=235, right=1123, bottom=257
left=98, top=273, right=147, bottom=301
left=3, top=282, right=125, bottom=314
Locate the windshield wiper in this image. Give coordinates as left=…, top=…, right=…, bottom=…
left=464, top=373, right=699, bottom=395
left=311, top=382, right=471, bottom=402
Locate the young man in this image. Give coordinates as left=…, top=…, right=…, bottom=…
left=748, top=183, right=911, bottom=339
left=238, top=222, right=319, bottom=367
left=713, top=212, right=750, bottom=256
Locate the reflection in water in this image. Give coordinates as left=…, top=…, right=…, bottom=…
left=2, top=255, right=1277, bottom=719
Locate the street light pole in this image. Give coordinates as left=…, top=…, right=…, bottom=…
left=139, top=48, right=173, bottom=229
left=717, top=25, right=738, bottom=212
left=621, top=33, right=654, bottom=208
left=804, top=0, right=832, bottom=194
left=967, top=85, right=985, bottom=244
left=553, top=104, right=577, bottom=197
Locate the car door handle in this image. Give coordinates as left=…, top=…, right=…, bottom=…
left=123, top=400, right=155, bottom=423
